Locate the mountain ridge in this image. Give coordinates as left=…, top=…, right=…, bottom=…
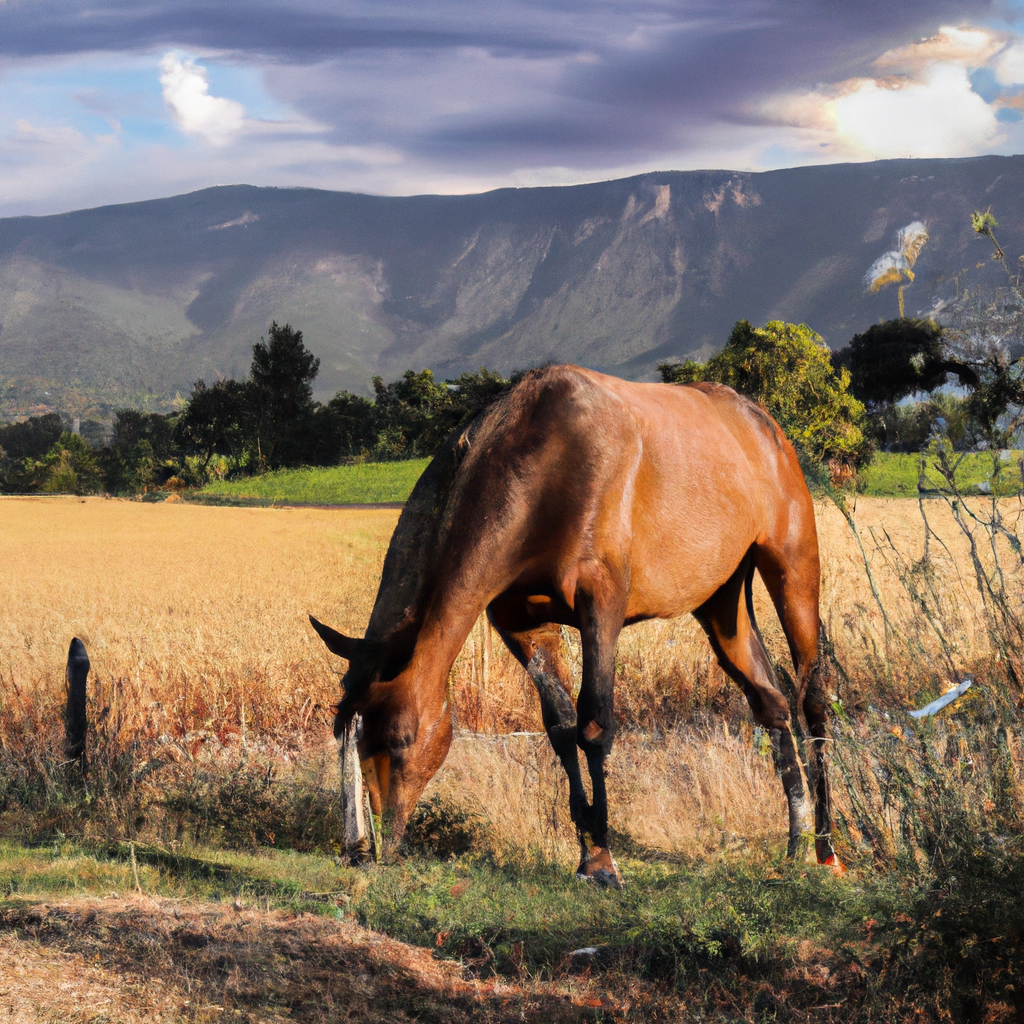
left=2, top=154, right=1022, bottom=420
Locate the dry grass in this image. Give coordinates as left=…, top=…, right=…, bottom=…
left=0, top=492, right=1021, bottom=863
left=2, top=492, right=1023, bottom=1022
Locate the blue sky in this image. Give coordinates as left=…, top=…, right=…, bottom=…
left=2, top=0, right=1024, bottom=215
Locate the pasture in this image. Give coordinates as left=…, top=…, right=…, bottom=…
left=197, top=458, right=431, bottom=505
left=1, top=494, right=1022, bottom=1022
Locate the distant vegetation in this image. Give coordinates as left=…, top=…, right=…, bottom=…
left=0, top=322, right=512, bottom=498
left=1, top=209, right=1021, bottom=500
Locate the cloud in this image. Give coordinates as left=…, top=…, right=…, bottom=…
left=871, top=25, right=1003, bottom=73
left=0, top=1, right=1018, bottom=213
left=754, top=24, right=1006, bottom=162
left=831, top=62, right=999, bottom=159
left=160, top=53, right=245, bottom=145
left=994, top=39, right=1024, bottom=86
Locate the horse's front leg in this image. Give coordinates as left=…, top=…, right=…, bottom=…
left=487, top=616, right=593, bottom=856
left=574, top=580, right=626, bottom=889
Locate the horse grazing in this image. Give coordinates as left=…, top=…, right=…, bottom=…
left=311, top=364, right=843, bottom=885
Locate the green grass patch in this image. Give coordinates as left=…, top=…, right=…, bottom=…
left=0, top=839, right=351, bottom=914
left=198, top=459, right=429, bottom=505
left=859, top=450, right=1023, bottom=496
left=192, top=450, right=1024, bottom=505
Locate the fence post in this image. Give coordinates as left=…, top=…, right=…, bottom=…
left=65, top=637, right=90, bottom=773
left=339, top=714, right=370, bottom=863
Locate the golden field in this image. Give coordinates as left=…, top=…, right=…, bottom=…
left=1, top=492, right=1020, bottom=864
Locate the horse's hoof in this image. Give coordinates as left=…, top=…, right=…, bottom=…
left=575, top=846, right=623, bottom=890
left=819, top=853, right=847, bottom=876
left=815, top=838, right=846, bottom=875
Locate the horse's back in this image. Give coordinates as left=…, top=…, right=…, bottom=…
left=471, top=364, right=817, bottom=619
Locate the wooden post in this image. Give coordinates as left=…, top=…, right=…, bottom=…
left=339, top=715, right=370, bottom=863
left=64, top=637, right=90, bottom=772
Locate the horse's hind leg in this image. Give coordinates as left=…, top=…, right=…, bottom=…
left=694, top=554, right=814, bottom=859
left=754, top=544, right=842, bottom=869
left=485, top=614, right=596, bottom=875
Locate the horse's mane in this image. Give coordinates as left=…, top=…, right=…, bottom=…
left=334, top=365, right=594, bottom=724
left=335, top=385, right=517, bottom=721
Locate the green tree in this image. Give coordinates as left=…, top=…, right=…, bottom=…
left=21, top=433, right=104, bottom=494
left=175, top=378, right=253, bottom=468
left=370, top=369, right=455, bottom=459
left=249, top=321, right=320, bottom=468
left=368, top=366, right=512, bottom=459
left=0, top=413, right=64, bottom=492
left=104, top=409, right=180, bottom=494
left=660, top=320, right=871, bottom=470
left=833, top=318, right=978, bottom=410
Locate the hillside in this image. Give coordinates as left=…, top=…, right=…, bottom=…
left=2, top=154, right=1023, bottom=419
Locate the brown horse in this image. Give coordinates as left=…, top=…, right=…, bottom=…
left=311, top=364, right=843, bottom=885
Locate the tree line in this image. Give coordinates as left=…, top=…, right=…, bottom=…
left=0, top=322, right=513, bottom=495
left=1, top=308, right=1020, bottom=497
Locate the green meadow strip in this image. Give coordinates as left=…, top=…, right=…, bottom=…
left=198, top=459, right=430, bottom=505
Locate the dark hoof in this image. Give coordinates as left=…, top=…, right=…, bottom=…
left=575, top=846, right=623, bottom=890
left=815, top=837, right=845, bottom=874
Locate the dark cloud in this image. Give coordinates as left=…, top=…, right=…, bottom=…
left=561, top=0, right=998, bottom=115
left=0, top=0, right=1012, bottom=212
left=0, top=0, right=585, bottom=61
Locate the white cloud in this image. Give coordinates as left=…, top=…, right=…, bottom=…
left=754, top=25, right=1005, bottom=162
left=830, top=62, right=998, bottom=160
left=872, top=25, right=1002, bottom=73
left=994, top=40, right=1024, bottom=86
left=160, top=53, right=245, bottom=146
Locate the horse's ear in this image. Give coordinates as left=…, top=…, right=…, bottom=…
left=309, top=615, right=361, bottom=661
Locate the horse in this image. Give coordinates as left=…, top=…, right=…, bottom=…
left=310, top=363, right=843, bottom=886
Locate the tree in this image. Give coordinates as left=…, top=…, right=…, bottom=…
left=837, top=207, right=1024, bottom=452
left=175, top=378, right=253, bottom=467
left=367, top=366, right=513, bottom=459
left=0, top=413, right=64, bottom=492
left=21, top=433, right=104, bottom=495
left=370, top=369, right=455, bottom=459
left=833, top=318, right=978, bottom=409
left=104, top=409, right=180, bottom=494
left=660, top=320, right=871, bottom=471
left=249, top=321, right=320, bottom=467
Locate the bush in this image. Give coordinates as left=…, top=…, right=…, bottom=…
left=660, top=320, right=872, bottom=471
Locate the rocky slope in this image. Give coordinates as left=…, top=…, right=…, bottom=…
left=1, top=154, right=1022, bottom=418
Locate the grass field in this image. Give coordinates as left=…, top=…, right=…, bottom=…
left=198, top=459, right=431, bottom=505
left=1, top=494, right=1022, bottom=1021
left=858, top=449, right=1024, bottom=496
left=192, top=451, right=1024, bottom=507
left=195, top=451, right=1024, bottom=509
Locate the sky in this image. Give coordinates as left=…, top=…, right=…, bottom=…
left=4, top=1, right=1024, bottom=216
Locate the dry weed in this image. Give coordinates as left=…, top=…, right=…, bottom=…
left=1, top=493, right=1021, bottom=859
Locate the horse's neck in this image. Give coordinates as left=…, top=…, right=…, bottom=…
left=365, top=438, right=463, bottom=643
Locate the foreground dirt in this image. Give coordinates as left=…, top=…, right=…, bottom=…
left=0, top=897, right=618, bottom=1024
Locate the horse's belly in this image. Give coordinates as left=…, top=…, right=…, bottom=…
left=624, top=510, right=759, bottom=620
left=625, top=551, right=743, bottom=620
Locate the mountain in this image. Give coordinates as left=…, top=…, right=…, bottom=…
left=1, top=154, right=1023, bottom=420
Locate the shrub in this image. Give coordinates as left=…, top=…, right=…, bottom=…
left=660, top=320, right=872, bottom=470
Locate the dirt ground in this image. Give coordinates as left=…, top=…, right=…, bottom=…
left=0, top=896, right=625, bottom=1024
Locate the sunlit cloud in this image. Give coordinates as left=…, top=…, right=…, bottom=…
left=755, top=25, right=1009, bottom=162
left=1, top=4, right=1023, bottom=214
left=831, top=62, right=998, bottom=159
left=160, top=53, right=245, bottom=146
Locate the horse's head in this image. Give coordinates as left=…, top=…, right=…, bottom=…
left=309, top=614, right=453, bottom=844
